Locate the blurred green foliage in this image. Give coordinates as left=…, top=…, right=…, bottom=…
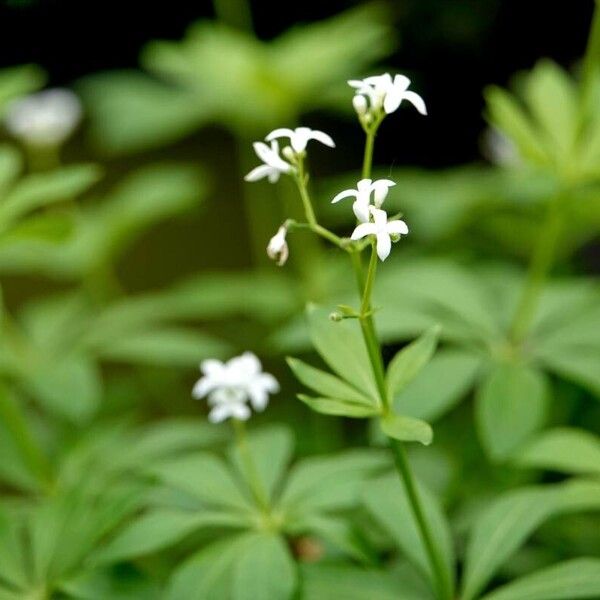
left=0, top=1, right=599, bottom=599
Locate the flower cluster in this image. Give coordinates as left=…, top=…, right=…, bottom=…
left=192, top=352, right=279, bottom=423
left=349, top=73, right=427, bottom=124
left=245, top=126, right=334, bottom=183
left=4, top=88, right=82, bottom=146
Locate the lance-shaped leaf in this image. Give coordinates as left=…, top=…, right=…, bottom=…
left=379, top=412, right=433, bottom=446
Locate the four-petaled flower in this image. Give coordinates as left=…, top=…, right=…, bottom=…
left=351, top=207, right=409, bottom=261
left=265, top=127, right=335, bottom=154
left=331, top=178, right=395, bottom=222
left=348, top=73, right=427, bottom=116
left=4, top=88, right=83, bottom=146
left=245, top=140, right=293, bottom=183
left=192, top=352, right=279, bottom=423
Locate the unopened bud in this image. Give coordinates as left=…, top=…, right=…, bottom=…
left=282, top=146, right=295, bottom=162
left=352, top=94, right=368, bottom=116
left=329, top=311, right=343, bottom=322
left=266, top=225, right=289, bottom=266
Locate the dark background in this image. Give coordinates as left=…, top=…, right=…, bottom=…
left=0, top=0, right=594, bottom=169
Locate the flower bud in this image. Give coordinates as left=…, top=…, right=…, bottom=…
left=266, top=225, right=289, bottom=266
left=352, top=94, right=368, bottom=116
left=329, top=311, right=343, bottom=322
left=282, top=146, right=296, bottom=162
left=5, top=88, right=82, bottom=146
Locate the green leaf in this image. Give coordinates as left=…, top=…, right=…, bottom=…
left=363, top=473, right=455, bottom=595
left=386, top=326, right=440, bottom=398
left=524, top=60, right=578, bottom=164
left=514, top=428, right=600, bottom=476
left=229, top=425, right=294, bottom=501
left=461, top=479, right=600, bottom=600
left=280, top=449, right=387, bottom=514
left=0, top=144, right=22, bottom=195
left=395, top=349, right=481, bottom=421
left=95, top=327, right=231, bottom=366
left=379, top=412, right=433, bottom=445
left=298, top=394, right=379, bottom=418
left=0, top=164, right=102, bottom=232
left=475, top=363, right=549, bottom=460
left=24, top=355, right=102, bottom=423
left=484, top=86, right=548, bottom=165
left=287, top=357, right=374, bottom=405
left=301, top=563, right=431, bottom=600
left=149, top=452, right=252, bottom=512
left=306, top=304, right=378, bottom=399
left=232, top=532, right=296, bottom=600
left=166, top=535, right=248, bottom=600
left=92, top=509, right=246, bottom=564
left=480, top=557, right=600, bottom=600
left=0, top=64, right=45, bottom=114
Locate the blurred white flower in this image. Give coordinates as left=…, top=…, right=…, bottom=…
left=481, top=127, right=521, bottom=167
left=348, top=73, right=427, bottom=116
left=192, top=352, right=279, bottom=422
left=351, top=207, right=408, bottom=261
left=265, top=127, right=335, bottom=153
left=4, top=88, right=82, bottom=146
left=331, top=178, right=395, bottom=222
left=245, top=140, right=293, bottom=183
left=267, top=225, right=289, bottom=266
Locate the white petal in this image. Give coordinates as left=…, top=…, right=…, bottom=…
left=229, top=402, right=252, bottom=421
left=258, top=372, right=279, bottom=393
left=386, top=219, right=409, bottom=235
left=291, top=127, right=311, bottom=152
left=331, top=189, right=358, bottom=204
left=370, top=207, right=388, bottom=228
left=393, top=74, right=411, bottom=92
left=237, top=352, right=262, bottom=376
left=348, top=79, right=366, bottom=88
left=253, top=142, right=272, bottom=163
left=208, top=403, right=233, bottom=423
left=351, top=223, right=377, bottom=240
left=265, top=128, right=295, bottom=142
left=192, top=377, right=214, bottom=399
left=383, top=88, right=403, bottom=114
left=201, top=359, right=224, bottom=376
left=352, top=199, right=371, bottom=223
left=375, top=232, right=392, bottom=261
left=308, top=129, right=335, bottom=148
left=371, top=179, right=396, bottom=206
left=244, top=164, right=274, bottom=182
left=248, top=385, right=269, bottom=411
left=403, top=90, right=427, bottom=115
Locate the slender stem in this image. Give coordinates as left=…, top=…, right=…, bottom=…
left=510, top=193, right=564, bottom=343
left=390, top=441, right=453, bottom=600
left=354, top=122, right=450, bottom=600
left=362, top=130, right=376, bottom=180
left=232, top=419, right=270, bottom=512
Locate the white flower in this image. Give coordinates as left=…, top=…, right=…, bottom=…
left=348, top=73, right=427, bottom=116
left=245, top=140, right=293, bottom=183
left=331, top=178, right=395, bottom=222
left=351, top=207, right=408, bottom=261
left=192, top=352, right=279, bottom=423
left=4, top=88, right=82, bottom=146
left=267, top=225, right=289, bottom=266
left=265, top=127, right=335, bottom=154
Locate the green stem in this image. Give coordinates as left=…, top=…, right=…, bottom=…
left=362, top=130, right=375, bottom=180
left=390, top=441, right=453, bottom=600
left=232, top=419, right=270, bottom=512
left=354, top=122, right=450, bottom=600
left=510, top=193, right=564, bottom=343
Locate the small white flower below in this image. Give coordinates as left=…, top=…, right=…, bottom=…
left=351, top=207, right=408, bottom=261
left=265, top=127, right=335, bottom=154
left=331, top=178, right=395, bottom=223
left=245, top=140, right=293, bottom=183
left=4, top=88, right=82, bottom=146
left=267, top=225, right=289, bottom=266
left=192, top=352, right=279, bottom=423
left=348, top=73, right=427, bottom=117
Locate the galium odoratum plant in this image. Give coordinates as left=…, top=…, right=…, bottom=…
left=245, top=74, right=455, bottom=600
